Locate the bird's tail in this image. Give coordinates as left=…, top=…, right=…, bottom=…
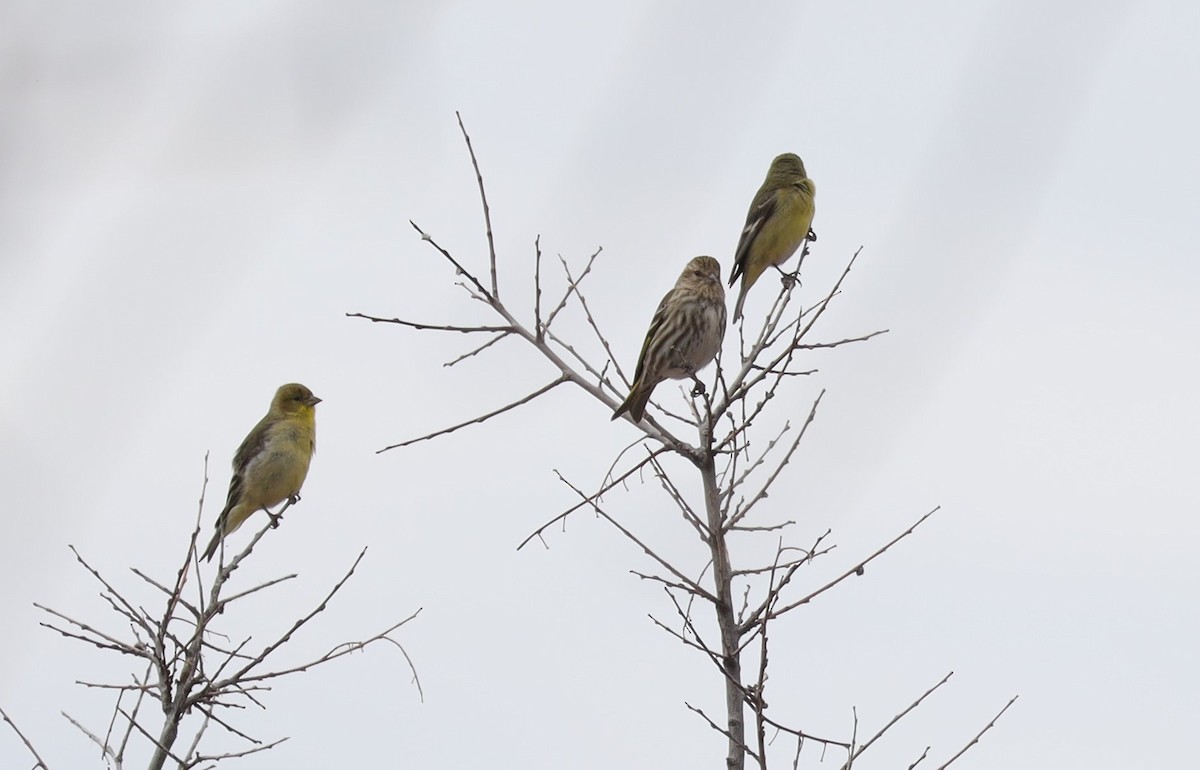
left=201, top=530, right=222, bottom=562
left=732, top=279, right=750, bottom=323
left=201, top=505, right=240, bottom=562
left=612, top=384, right=654, bottom=423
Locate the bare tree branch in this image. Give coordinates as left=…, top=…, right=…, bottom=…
left=455, top=111, right=500, bottom=299
left=26, top=454, right=421, bottom=769
left=744, top=507, right=941, bottom=631
left=518, top=446, right=670, bottom=550
left=0, top=705, right=51, bottom=770
left=344, top=311, right=512, bottom=334
left=379, top=376, right=568, bottom=451
left=933, top=696, right=1019, bottom=770
left=555, top=472, right=716, bottom=603
left=839, top=671, right=954, bottom=769
left=346, top=117, right=998, bottom=770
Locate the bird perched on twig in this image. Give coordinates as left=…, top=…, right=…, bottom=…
left=728, top=153, right=816, bottom=321
left=202, top=383, right=321, bottom=562
left=613, top=256, right=727, bottom=423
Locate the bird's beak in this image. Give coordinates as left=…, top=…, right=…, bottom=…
left=307, top=395, right=323, bottom=406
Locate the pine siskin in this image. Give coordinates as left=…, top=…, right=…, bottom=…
left=613, top=256, right=727, bottom=422
left=202, top=383, right=321, bottom=562
left=728, top=153, right=816, bottom=321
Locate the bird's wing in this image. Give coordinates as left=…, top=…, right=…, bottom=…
left=220, top=416, right=273, bottom=516
left=630, top=287, right=675, bottom=385
left=729, top=192, right=779, bottom=285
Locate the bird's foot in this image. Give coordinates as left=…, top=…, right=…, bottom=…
left=774, top=266, right=800, bottom=290
left=689, top=373, right=707, bottom=397
left=268, top=494, right=301, bottom=528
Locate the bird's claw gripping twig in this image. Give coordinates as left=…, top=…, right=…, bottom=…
left=774, top=266, right=800, bottom=290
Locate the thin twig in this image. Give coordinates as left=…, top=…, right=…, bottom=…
left=839, top=671, right=954, bottom=769
left=456, top=111, right=499, bottom=298
left=345, top=312, right=511, bottom=334
left=378, top=377, right=568, bottom=452
left=555, top=471, right=717, bottom=603
left=685, top=703, right=763, bottom=765
left=408, top=220, right=492, bottom=301
left=745, top=507, right=941, bottom=630
left=0, top=705, right=51, bottom=769
left=517, top=447, right=670, bottom=550
left=933, top=696, right=1018, bottom=770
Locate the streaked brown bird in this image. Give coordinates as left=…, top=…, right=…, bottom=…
left=613, top=256, right=727, bottom=422
left=202, top=383, right=321, bottom=562
left=728, top=153, right=816, bottom=321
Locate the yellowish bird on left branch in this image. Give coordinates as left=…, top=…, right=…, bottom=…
left=202, top=383, right=321, bottom=562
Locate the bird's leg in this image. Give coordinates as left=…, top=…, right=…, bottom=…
left=775, top=237, right=815, bottom=289
left=267, top=495, right=300, bottom=528
left=773, top=263, right=799, bottom=289
left=668, top=345, right=707, bottom=397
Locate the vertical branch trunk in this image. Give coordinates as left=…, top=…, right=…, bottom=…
left=701, top=450, right=744, bottom=770
left=147, top=718, right=179, bottom=770
left=147, top=631, right=199, bottom=770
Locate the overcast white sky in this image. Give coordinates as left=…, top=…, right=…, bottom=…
left=2, top=1, right=1197, bottom=768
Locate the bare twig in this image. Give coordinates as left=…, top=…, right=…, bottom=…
left=344, top=312, right=511, bottom=334
left=555, top=472, right=716, bottom=603
left=839, top=671, right=954, bottom=769
left=726, top=392, right=824, bottom=528
left=686, top=701, right=763, bottom=765
left=933, top=696, right=1018, bottom=770
left=444, top=331, right=513, bottom=367
left=0, top=705, right=51, bottom=770
left=456, top=111, right=499, bottom=298
left=378, top=377, right=568, bottom=451
left=518, top=447, right=670, bottom=550
left=745, top=507, right=941, bottom=630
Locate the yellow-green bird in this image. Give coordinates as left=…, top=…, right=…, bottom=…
left=728, top=153, right=816, bottom=321
left=202, top=383, right=321, bottom=562
left=613, top=256, right=727, bottom=422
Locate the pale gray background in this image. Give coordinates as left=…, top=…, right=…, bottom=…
left=2, top=1, right=1196, bottom=768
